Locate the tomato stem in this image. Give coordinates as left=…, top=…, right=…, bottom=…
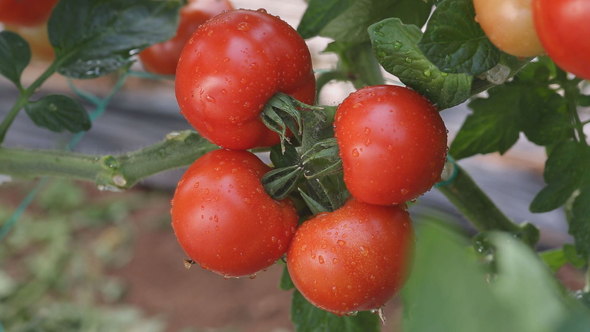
left=436, top=164, right=539, bottom=247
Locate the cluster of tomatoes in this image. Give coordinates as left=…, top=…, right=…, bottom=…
left=167, top=6, right=448, bottom=316
left=474, top=0, right=590, bottom=80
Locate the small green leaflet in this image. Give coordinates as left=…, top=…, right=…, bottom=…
left=48, top=0, right=183, bottom=79
left=417, top=0, right=500, bottom=76
left=291, top=291, right=380, bottom=332
left=24, top=94, right=91, bottom=133
left=369, top=18, right=473, bottom=110
left=297, top=0, right=355, bottom=39
left=0, top=31, right=31, bottom=87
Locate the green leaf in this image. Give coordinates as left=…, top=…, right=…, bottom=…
left=418, top=0, right=500, bottom=76
left=298, top=188, right=330, bottom=215
left=297, top=0, right=354, bottom=39
left=563, top=244, right=587, bottom=268
left=24, top=94, right=91, bottom=133
left=369, top=18, right=473, bottom=110
left=390, top=0, right=433, bottom=28
left=539, top=248, right=568, bottom=273
left=324, top=41, right=384, bottom=89
left=579, top=94, right=590, bottom=107
left=569, top=186, right=590, bottom=258
left=530, top=141, right=586, bottom=212
left=449, top=85, right=521, bottom=159
left=520, top=90, right=572, bottom=146
left=262, top=166, right=304, bottom=200
left=279, top=264, right=295, bottom=290
left=0, top=30, right=31, bottom=87
left=48, top=0, right=183, bottom=79
left=291, top=291, right=380, bottom=332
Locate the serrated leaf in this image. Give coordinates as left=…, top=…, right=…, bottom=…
left=297, top=0, right=354, bottom=39
left=520, top=90, right=572, bottom=146
left=449, top=84, right=521, bottom=159
left=418, top=0, right=500, bottom=76
left=530, top=141, right=586, bottom=212
left=291, top=291, right=380, bottom=332
left=48, top=0, right=182, bottom=79
left=24, top=94, right=91, bottom=133
left=369, top=18, right=473, bottom=110
left=0, top=31, right=31, bottom=87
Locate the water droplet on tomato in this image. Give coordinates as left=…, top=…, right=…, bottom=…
left=257, top=8, right=267, bottom=13
left=337, top=240, right=346, bottom=246
left=360, top=246, right=368, bottom=256
left=237, top=22, right=250, bottom=31
left=351, top=149, right=359, bottom=157
left=250, top=63, right=258, bottom=69
left=318, top=256, right=324, bottom=264
left=206, top=95, right=216, bottom=103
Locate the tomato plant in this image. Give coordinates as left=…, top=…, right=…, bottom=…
left=175, top=8, right=316, bottom=150
left=473, top=0, right=544, bottom=57
left=139, top=0, right=233, bottom=75
left=287, top=198, right=414, bottom=316
left=0, top=0, right=59, bottom=27
left=533, top=0, right=590, bottom=80
left=334, top=85, right=447, bottom=206
left=170, top=149, right=299, bottom=278
left=4, top=23, right=54, bottom=61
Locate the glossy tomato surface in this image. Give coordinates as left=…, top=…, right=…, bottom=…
left=334, top=85, right=447, bottom=206
left=533, top=0, right=590, bottom=80
left=0, top=0, right=59, bottom=27
left=175, top=9, right=316, bottom=150
left=473, top=0, right=544, bottom=57
left=171, top=149, right=299, bottom=277
left=287, top=199, right=414, bottom=315
left=139, top=0, right=233, bottom=75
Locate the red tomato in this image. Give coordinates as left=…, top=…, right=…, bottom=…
left=175, top=9, right=316, bottom=150
left=4, top=23, right=54, bottom=61
left=0, top=0, right=59, bottom=27
left=287, top=198, right=414, bottom=315
left=473, top=0, right=544, bottom=57
left=171, top=149, right=299, bottom=278
left=533, top=0, right=590, bottom=80
left=334, top=85, right=447, bottom=206
left=139, top=0, right=233, bottom=75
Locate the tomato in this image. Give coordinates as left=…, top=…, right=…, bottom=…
left=171, top=149, right=299, bottom=278
left=175, top=9, right=316, bottom=150
left=139, top=0, right=233, bottom=75
left=533, top=0, right=590, bottom=80
left=473, top=0, right=544, bottom=57
left=287, top=198, right=414, bottom=315
left=4, top=23, right=54, bottom=61
left=0, top=0, right=59, bottom=27
left=334, top=85, right=447, bottom=206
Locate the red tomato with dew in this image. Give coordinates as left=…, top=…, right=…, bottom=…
left=0, top=0, right=59, bottom=27
left=533, top=0, right=590, bottom=80
left=171, top=149, right=299, bottom=278
left=334, top=85, right=448, bottom=206
left=175, top=9, right=316, bottom=150
left=287, top=198, right=414, bottom=315
left=139, top=0, right=233, bottom=75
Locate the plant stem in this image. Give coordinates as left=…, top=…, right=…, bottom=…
left=0, top=130, right=218, bottom=190
left=0, top=61, right=60, bottom=145
left=437, top=165, right=539, bottom=247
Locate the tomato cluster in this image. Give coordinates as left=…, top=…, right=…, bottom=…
left=171, top=8, right=447, bottom=316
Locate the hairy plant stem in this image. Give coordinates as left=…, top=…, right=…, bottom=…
left=437, top=165, right=539, bottom=247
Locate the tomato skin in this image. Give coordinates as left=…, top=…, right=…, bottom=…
left=171, top=149, right=299, bottom=277
left=473, top=0, right=544, bottom=57
left=334, top=85, right=447, bottom=206
left=175, top=9, right=316, bottom=150
left=0, top=0, right=59, bottom=27
left=533, top=0, right=590, bottom=80
left=139, top=0, right=233, bottom=75
left=287, top=199, right=414, bottom=315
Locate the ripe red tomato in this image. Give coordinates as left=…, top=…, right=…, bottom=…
left=171, top=149, right=299, bottom=278
left=0, top=0, right=59, bottom=27
left=139, top=0, right=233, bottom=75
left=175, top=9, right=316, bottom=150
left=287, top=198, right=414, bottom=315
left=334, top=85, right=447, bottom=206
left=473, top=0, right=544, bottom=57
left=533, top=0, right=590, bottom=80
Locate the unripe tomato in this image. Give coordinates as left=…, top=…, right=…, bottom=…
left=4, top=23, right=54, bottom=61
left=334, top=85, right=447, bottom=206
left=0, top=0, right=59, bottom=27
left=171, top=149, right=299, bottom=278
left=139, top=0, right=233, bottom=75
left=533, top=0, right=590, bottom=80
left=287, top=199, right=414, bottom=315
left=175, top=9, right=316, bottom=150
left=473, top=0, right=544, bottom=57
